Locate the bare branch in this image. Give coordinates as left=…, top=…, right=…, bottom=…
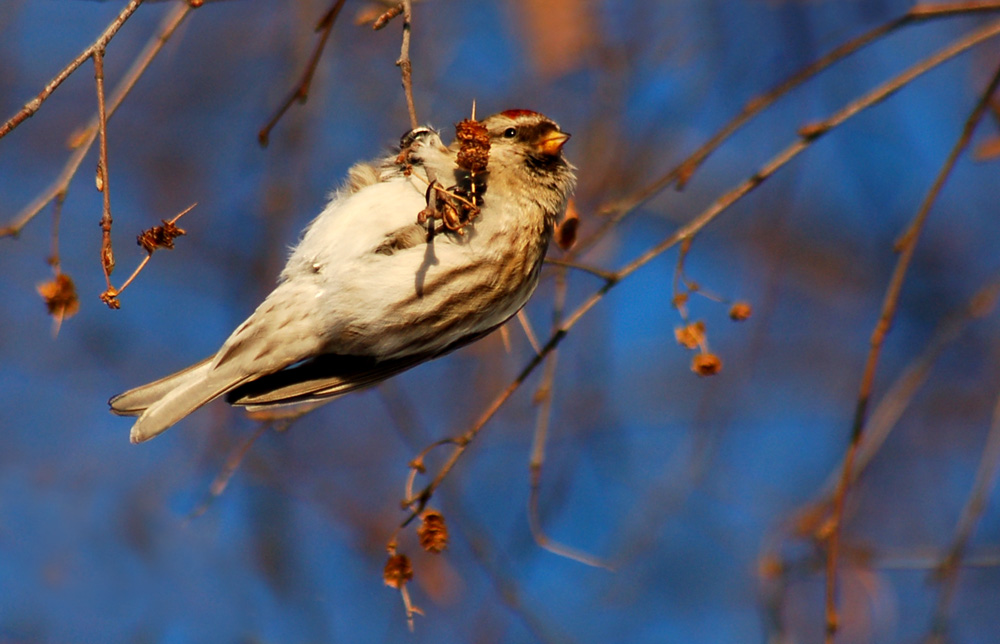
left=397, top=0, right=418, bottom=130
left=577, top=1, right=1000, bottom=257
left=0, top=0, right=144, bottom=142
left=258, top=0, right=347, bottom=147
left=929, top=388, right=1000, bottom=638
left=1, top=2, right=197, bottom=238
left=399, top=17, right=1000, bottom=532
left=824, top=59, right=1000, bottom=643
left=94, top=49, right=115, bottom=296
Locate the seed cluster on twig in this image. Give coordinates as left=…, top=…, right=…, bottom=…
left=414, top=117, right=489, bottom=236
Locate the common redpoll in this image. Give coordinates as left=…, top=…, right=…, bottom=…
left=111, top=110, right=575, bottom=443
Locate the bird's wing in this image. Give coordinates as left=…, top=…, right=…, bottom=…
left=225, top=326, right=499, bottom=410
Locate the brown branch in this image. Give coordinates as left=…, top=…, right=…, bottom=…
left=48, top=193, right=66, bottom=273
left=94, top=48, right=115, bottom=295
left=397, top=0, right=419, bottom=130
left=824, top=60, right=1000, bottom=643
left=186, top=422, right=270, bottom=522
left=929, top=388, right=1000, bottom=638
left=543, top=257, right=617, bottom=282
left=809, top=281, right=1000, bottom=501
left=768, top=280, right=1000, bottom=640
left=258, top=0, right=347, bottom=147
left=576, top=1, right=1000, bottom=257
left=910, top=0, right=1000, bottom=18
left=398, top=17, right=1000, bottom=531
left=515, top=309, right=542, bottom=354
left=526, top=266, right=612, bottom=569
left=0, top=0, right=144, bottom=142
left=1, top=2, right=197, bottom=238
left=101, top=203, right=196, bottom=308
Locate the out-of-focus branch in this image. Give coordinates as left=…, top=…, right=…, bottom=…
left=0, top=0, right=144, bottom=142
left=764, top=280, right=1000, bottom=642
left=94, top=49, right=115, bottom=293
left=526, top=264, right=611, bottom=569
left=258, top=0, right=347, bottom=147
left=1, top=2, right=198, bottom=238
left=928, top=388, right=1000, bottom=640
left=399, top=17, right=1000, bottom=530
left=100, top=203, right=196, bottom=308
left=577, top=1, right=1000, bottom=256
left=809, top=282, right=1000, bottom=501
left=397, top=0, right=418, bottom=129
left=824, top=60, right=1000, bottom=643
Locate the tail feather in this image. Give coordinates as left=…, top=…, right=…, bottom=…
left=109, top=357, right=213, bottom=416
left=128, top=369, right=250, bottom=444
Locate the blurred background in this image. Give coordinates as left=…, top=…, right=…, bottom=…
left=2, top=0, right=1000, bottom=642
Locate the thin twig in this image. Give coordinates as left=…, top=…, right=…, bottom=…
left=928, top=389, right=1000, bottom=639
left=397, top=0, right=418, bottom=130
left=527, top=266, right=612, bottom=569
left=516, top=309, right=542, bottom=355
left=1, top=2, right=197, bottom=237
left=94, top=48, right=115, bottom=291
left=813, top=281, right=1000, bottom=500
left=186, top=422, right=271, bottom=522
left=824, top=60, right=1000, bottom=643
left=575, top=1, right=1000, bottom=257
left=258, top=0, right=346, bottom=147
left=0, top=0, right=144, bottom=142
left=48, top=193, right=66, bottom=273
left=399, top=18, right=1000, bottom=530
left=109, top=203, right=197, bottom=301
left=543, top=257, right=617, bottom=282
left=911, top=1, right=1000, bottom=18
left=47, top=194, right=69, bottom=336
left=768, top=280, right=1000, bottom=640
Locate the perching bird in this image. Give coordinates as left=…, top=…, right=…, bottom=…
left=110, top=110, right=575, bottom=443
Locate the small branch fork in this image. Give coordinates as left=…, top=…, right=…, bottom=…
left=823, top=59, right=1000, bottom=643
left=1, top=2, right=196, bottom=239
left=395, top=8, right=1000, bottom=556
left=258, top=0, right=347, bottom=147
left=369, top=0, right=419, bottom=129
left=575, top=1, right=1000, bottom=256
left=94, top=49, right=115, bottom=292
left=100, top=203, right=196, bottom=309
left=928, top=387, right=1000, bottom=638
left=1, top=1, right=202, bottom=308
left=0, top=0, right=145, bottom=142
left=759, top=281, right=1000, bottom=641
left=396, top=0, right=419, bottom=130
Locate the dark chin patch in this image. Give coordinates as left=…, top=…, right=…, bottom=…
left=525, top=151, right=568, bottom=176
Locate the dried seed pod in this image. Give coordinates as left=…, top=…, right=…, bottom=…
left=729, top=302, right=752, bottom=321
left=555, top=199, right=579, bottom=251
left=137, top=219, right=186, bottom=254
left=100, top=289, right=121, bottom=310
left=691, top=352, right=722, bottom=376
left=441, top=202, right=463, bottom=233
left=37, top=273, right=79, bottom=319
left=383, top=553, right=413, bottom=589
left=417, top=510, right=449, bottom=554
left=455, top=119, right=490, bottom=173
left=674, top=321, right=706, bottom=350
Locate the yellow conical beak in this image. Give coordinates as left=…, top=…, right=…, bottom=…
left=538, top=130, right=570, bottom=156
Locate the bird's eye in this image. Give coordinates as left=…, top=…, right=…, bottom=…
left=503, top=127, right=517, bottom=139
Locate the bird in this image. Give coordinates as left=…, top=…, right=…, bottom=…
left=110, top=109, right=575, bottom=443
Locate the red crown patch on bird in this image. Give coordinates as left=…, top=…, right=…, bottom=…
left=500, top=109, right=539, bottom=119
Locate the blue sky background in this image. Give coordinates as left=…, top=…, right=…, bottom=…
left=2, top=1, right=1000, bottom=642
